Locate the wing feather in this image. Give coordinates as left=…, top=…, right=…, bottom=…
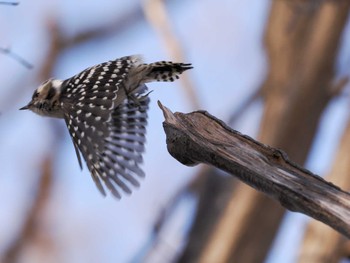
left=60, top=56, right=149, bottom=198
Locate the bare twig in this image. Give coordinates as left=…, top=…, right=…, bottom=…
left=227, top=87, right=262, bottom=126
left=0, top=1, right=19, bottom=5
left=158, top=101, right=350, bottom=239
left=0, top=47, right=33, bottom=69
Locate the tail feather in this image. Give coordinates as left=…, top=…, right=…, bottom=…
left=145, top=61, right=193, bottom=82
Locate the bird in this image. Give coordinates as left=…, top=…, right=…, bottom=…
left=20, top=55, right=192, bottom=198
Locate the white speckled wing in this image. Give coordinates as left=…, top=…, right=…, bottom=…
left=60, top=56, right=149, bottom=198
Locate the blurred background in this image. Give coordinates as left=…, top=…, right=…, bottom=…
left=0, top=0, right=350, bottom=262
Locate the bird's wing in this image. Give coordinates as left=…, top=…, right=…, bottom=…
left=62, top=96, right=149, bottom=198
left=60, top=56, right=149, bottom=198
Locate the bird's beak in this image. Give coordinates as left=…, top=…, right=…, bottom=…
left=19, top=103, right=31, bottom=110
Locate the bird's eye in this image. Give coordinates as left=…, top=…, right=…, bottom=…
left=32, top=91, right=39, bottom=100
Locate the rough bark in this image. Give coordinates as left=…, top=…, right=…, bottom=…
left=158, top=102, right=350, bottom=239
left=297, top=118, right=350, bottom=263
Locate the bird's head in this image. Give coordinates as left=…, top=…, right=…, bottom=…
left=20, top=78, right=64, bottom=118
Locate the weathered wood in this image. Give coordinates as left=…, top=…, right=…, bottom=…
left=297, top=118, right=350, bottom=262
left=158, top=101, right=350, bottom=238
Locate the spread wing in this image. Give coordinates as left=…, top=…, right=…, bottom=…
left=60, top=56, right=149, bottom=198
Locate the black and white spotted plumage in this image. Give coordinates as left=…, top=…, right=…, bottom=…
left=20, top=55, right=192, bottom=198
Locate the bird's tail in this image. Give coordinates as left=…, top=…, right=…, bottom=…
left=144, top=61, right=193, bottom=82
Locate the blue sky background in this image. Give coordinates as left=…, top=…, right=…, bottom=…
left=0, top=1, right=349, bottom=262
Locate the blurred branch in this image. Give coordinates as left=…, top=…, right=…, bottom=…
left=330, top=76, right=349, bottom=98
left=139, top=165, right=235, bottom=262
left=0, top=1, right=19, bottom=5
left=158, top=101, right=350, bottom=239
left=143, top=0, right=200, bottom=109
left=2, top=157, right=53, bottom=263
left=0, top=46, right=33, bottom=69
left=54, top=5, right=144, bottom=49
left=227, top=87, right=262, bottom=126
left=176, top=168, right=235, bottom=262
left=37, top=6, right=142, bottom=79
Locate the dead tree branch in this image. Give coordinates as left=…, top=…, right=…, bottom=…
left=297, top=117, right=350, bottom=262
left=158, top=101, right=350, bottom=239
